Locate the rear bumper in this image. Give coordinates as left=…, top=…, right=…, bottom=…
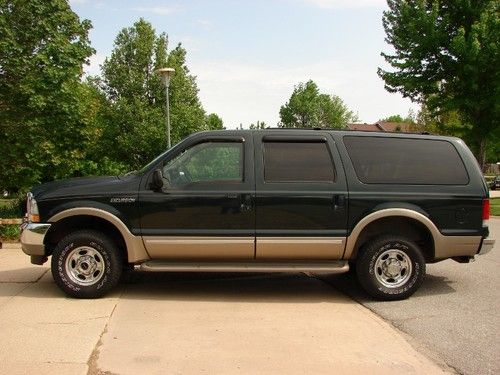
left=478, top=238, right=495, bottom=255
left=20, top=222, right=51, bottom=256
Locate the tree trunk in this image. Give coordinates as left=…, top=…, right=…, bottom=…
left=477, top=138, right=487, bottom=172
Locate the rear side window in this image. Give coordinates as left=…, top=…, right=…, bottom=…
left=343, top=136, right=469, bottom=185
left=263, top=141, right=335, bottom=183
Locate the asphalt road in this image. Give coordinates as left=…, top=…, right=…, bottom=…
left=321, top=217, right=500, bottom=375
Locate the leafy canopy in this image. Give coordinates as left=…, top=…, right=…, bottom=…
left=99, top=18, right=207, bottom=170
left=378, top=0, right=500, bottom=166
left=0, top=0, right=94, bottom=191
left=279, top=80, right=358, bottom=128
left=206, top=113, right=224, bottom=130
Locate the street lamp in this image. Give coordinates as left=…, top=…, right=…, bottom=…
left=155, top=67, right=175, bottom=148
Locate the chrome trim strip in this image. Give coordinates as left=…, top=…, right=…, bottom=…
left=20, top=222, right=51, bottom=256
left=478, top=239, right=495, bottom=255
left=138, top=260, right=350, bottom=273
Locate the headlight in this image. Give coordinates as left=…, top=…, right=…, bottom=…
left=26, top=192, right=40, bottom=223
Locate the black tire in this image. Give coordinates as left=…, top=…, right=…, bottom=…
left=51, top=230, right=123, bottom=298
left=356, top=235, right=425, bottom=301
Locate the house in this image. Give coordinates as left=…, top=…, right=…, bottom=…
left=347, top=121, right=414, bottom=132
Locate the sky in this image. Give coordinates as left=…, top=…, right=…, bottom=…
left=70, top=0, right=419, bottom=128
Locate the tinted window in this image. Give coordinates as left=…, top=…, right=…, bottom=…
left=343, top=136, right=469, bottom=185
left=164, top=142, right=243, bottom=187
left=263, top=141, right=335, bottom=183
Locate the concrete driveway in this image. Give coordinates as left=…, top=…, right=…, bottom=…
left=0, top=245, right=448, bottom=375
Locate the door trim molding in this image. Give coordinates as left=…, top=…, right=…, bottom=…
left=256, top=236, right=345, bottom=259
left=142, top=236, right=255, bottom=259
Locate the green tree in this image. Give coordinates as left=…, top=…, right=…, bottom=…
left=378, top=0, right=500, bottom=168
left=76, top=79, right=129, bottom=176
left=0, top=0, right=94, bottom=191
left=413, top=103, right=462, bottom=135
left=167, top=44, right=207, bottom=141
left=249, top=121, right=268, bottom=129
left=279, top=80, right=358, bottom=128
left=206, top=113, right=224, bottom=130
left=380, top=115, right=404, bottom=122
left=414, top=103, right=499, bottom=163
left=100, top=19, right=206, bottom=169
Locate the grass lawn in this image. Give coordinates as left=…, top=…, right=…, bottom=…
left=491, top=198, right=500, bottom=217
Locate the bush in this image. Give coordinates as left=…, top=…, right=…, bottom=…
left=0, top=225, right=20, bottom=241
left=0, top=198, right=23, bottom=242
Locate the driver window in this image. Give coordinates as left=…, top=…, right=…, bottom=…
left=163, top=141, right=243, bottom=188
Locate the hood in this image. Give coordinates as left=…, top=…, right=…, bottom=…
left=31, top=175, right=137, bottom=200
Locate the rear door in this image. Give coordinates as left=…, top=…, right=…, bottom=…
left=254, top=131, right=348, bottom=260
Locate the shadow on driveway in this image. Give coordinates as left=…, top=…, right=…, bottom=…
left=319, top=271, right=457, bottom=302
left=0, top=267, right=459, bottom=302
left=0, top=270, right=357, bottom=304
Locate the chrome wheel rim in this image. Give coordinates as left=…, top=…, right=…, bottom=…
left=374, top=249, right=412, bottom=288
left=65, top=246, right=105, bottom=286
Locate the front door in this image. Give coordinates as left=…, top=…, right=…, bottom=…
left=139, top=133, right=255, bottom=260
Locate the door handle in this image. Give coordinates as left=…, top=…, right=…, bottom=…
left=240, top=194, right=253, bottom=212
left=225, top=193, right=253, bottom=212
left=333, top=195, right=346, bottom=210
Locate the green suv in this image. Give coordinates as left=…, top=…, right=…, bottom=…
left=20, top=130, right=495, bottom=300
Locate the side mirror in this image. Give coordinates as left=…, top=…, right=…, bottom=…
left=151, top=169, right=164, bottom=191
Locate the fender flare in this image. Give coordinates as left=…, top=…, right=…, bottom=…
left=48, top=207, right=150, bottom=263
left=344, top=208, right=453, bottom=260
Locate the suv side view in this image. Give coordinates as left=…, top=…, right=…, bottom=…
left=20, top=129, right=495, bottom=300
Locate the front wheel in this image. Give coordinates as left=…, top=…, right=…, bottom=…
left=356, top=235, right=425, bottom=300
left=51, top=230, right=123, bottom=298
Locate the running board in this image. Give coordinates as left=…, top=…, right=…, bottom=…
left=136, top=261, right=349, bottom=273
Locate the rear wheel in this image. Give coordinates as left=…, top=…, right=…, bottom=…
left=51, top=230, right=123, bottom=298
left=356, top=235, right=425, bottom=300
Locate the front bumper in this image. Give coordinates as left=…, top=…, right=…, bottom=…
left=478, top=238, right=495, bottom=255
left=20, top=222, right=51, bottom=256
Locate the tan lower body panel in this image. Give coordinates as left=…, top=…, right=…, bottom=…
left=143, top=237, right=255, bottom=259
left=143, top=236, right=346, bottom=260
left=256, top=237, right=345, bottom=260
left=434, top=235, right=482, bottom=259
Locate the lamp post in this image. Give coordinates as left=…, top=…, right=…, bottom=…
left=155, top=68, right=175, bottom=148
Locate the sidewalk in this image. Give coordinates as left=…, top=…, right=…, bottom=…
left=0, top=244, right=450, bottom=374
